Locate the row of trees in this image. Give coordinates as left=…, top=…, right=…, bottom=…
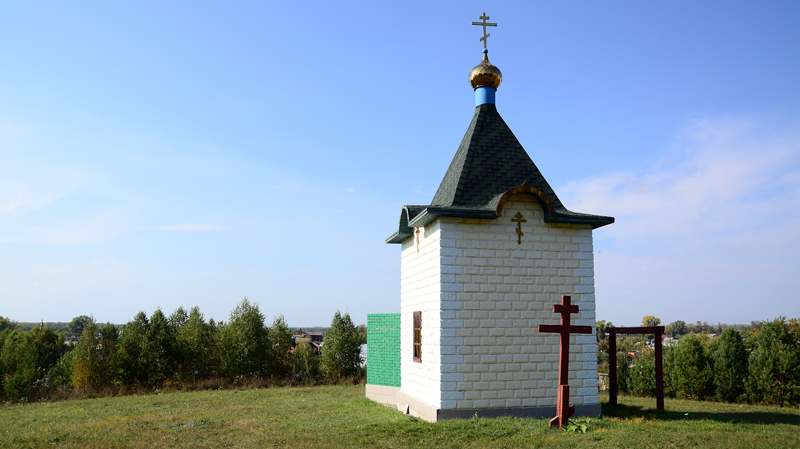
left=0, top=299, right=364, bottom=403
left=615, top=318, right=800, bottom=405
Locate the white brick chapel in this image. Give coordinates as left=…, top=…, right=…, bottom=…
left=367, top=40, right=614, bottom=422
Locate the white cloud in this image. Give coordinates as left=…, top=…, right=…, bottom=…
left=562, top=116, right=800, bottom=243
left=153, top=224, right=226, bottom=231
left=559, top=115, right=800, bottom=324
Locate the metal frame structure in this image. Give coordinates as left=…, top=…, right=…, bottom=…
left=608, top=326, right=666, bottom=410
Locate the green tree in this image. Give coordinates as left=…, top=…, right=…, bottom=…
left=169, top=307, right=190, bottom=380
left=0, top=326, right=66, bottom=401
left=216, top=297, right=269, bottom=379
left=97, top=323, right=119, bottom=387
left=72, top=320, right=120, bottom=390
left=672, top=335, right=714, bottom=399
left=596, top=320, right=613, bottom=341
left=0, top=316, right=14, bottom=332
left=642, top=316, right=661, bottom=328
left=596, top=321, right=613, bottom=367
left=666, top=320, right=688, bottom=338
left=169, top=307, right=189, bottom=330
left=712, top=327, right=748, bottom=402
left=31, top=326, right=66, bottom=374
left=68, top=315, right=92, bottom=337
left=292, top=338, right=319, bottom=382
left=142, top=309, right=177, bottom=385
left=641, top=316, right=662, bottom=342
left=267, top=315, right=293, bottom=380
left=117, top=312, right=149, bottom=386
left=0, top=330, right=37, bottom=401
left=745, top=318, right=800, bottom=405
left=357, top=324, right=368, bottom=345
left=72, top=319, right=102, bottom=390
left=628, top=349, right=656, bottom=397
left=321, top=311, right=363, bottom=382
left=177, top=306, right=217, bottom=381
left=662, top=345, right=677, bottom=397
left=292, top=338, right=320, bottom=382
left=615, top=352, right=631, bottom=394
left=47, top=347, right=76, bottom=390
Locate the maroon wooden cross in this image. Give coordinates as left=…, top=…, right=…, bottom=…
left=537, top=295, right=593, bottom=429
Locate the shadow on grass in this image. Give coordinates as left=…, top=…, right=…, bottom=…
left=601, top=401, right=800, bottom=426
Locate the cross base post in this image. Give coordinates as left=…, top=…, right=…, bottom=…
left=548, top=384, right=575, bottom=428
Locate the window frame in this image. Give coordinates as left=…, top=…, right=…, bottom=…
left=413, top=311, right=422, bottom=363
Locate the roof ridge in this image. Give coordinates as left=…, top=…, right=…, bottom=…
left=386, top=103, right=614, bottom=244
left=431, top=103, right=567, bottom=210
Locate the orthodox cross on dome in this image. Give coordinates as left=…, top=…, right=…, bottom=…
left=538, top=296, right=593, bottom=429
left=471, top=12, right=497, bottom=49
left=511, top=212, right=526, bottom=244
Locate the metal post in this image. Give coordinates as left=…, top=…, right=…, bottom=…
left=654, top=328, right=664, bottom=410
left=609, top=327, right=617, bottom=406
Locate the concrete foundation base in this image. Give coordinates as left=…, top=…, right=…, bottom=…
left=365, top=384, right=400, bottom=407
left=367, top=385, right=602, bottom=423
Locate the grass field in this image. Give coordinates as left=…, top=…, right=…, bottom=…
left=2, top=385, right=799, bottom=448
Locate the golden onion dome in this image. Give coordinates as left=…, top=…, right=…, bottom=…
left=469, top=50, right=502, bottom=90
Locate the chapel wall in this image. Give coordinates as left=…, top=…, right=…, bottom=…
left=438, top=193, right=599, bottom=410
left=399, top=219, right=444, bottom=409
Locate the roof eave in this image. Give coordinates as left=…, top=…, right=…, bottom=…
left=552, top=212, right=615, bottom=229
left=385, top=231, right=412, bottom=244
left=386, top=206, right=498, bottom=244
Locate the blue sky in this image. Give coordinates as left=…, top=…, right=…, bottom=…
left=2, top=2, right=799, bottom=327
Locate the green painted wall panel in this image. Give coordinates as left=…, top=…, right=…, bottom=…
left=366, top=313, right=401, bottom=387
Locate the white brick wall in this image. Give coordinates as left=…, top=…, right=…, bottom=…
left=399, top=193, right=599, bottom=412
left=400, top=219, right=446, bottom=409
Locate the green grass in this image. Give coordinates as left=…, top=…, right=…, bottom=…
left=2, top=387, right=799, bottom=448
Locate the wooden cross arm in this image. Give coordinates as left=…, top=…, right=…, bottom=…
left=553, top=304, right=579, bottom=314
left=538, top=324, right=593, bottom=334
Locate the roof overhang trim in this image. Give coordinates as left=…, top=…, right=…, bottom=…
left=386, top=185, right=615, bottom=244
left=408, top=207, right=497, bottom=228
left=385, top=206, right=497, bottom=244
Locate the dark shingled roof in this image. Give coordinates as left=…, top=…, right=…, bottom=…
left=387, top=103, right=614, bottom=244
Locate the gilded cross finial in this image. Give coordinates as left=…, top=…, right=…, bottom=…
left=512, top=212, right=526, bottom=244
left=471, top=12, right=497, bottom=49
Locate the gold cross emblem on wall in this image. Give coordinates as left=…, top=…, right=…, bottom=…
left=512, top=212, right=526, bottom=244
